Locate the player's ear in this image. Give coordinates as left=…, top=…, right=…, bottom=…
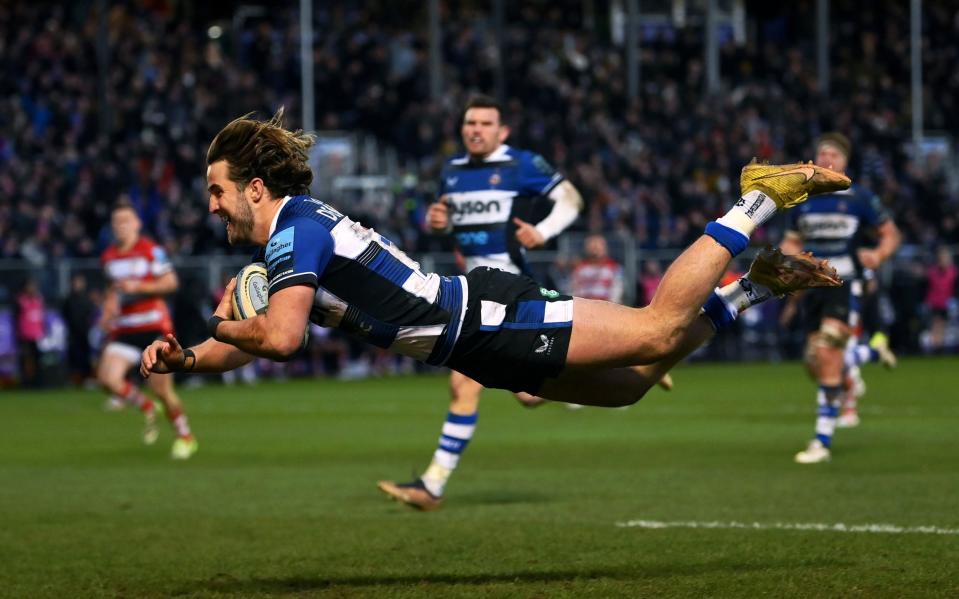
left=498, top=125, right=510, bottom=143
left=247, top=177, right=266, bottom=204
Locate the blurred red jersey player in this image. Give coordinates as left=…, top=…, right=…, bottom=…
left=98, top=201, right=197, bottom=459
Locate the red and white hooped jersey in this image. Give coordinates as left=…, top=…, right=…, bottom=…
left=101, top=237, right=174, bottom=337
left=570, top=258, right=624, bottom=304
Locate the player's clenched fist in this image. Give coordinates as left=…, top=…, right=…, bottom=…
left=512, top=217, right=546, bottom=249
left=140, top=333, right=186, bottom=377
left=427, top=195, right=451, bottom=232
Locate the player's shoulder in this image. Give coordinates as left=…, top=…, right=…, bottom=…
left=846, top=184, right=888, bottom=216
left=275, top=195, right=345, bottom=230
left=443, top=153, right=470, bottom=168
left=502, top=145, right=541, bottom=165
left=508, top=146, right=558, bottom=175
left=135, top=236, right=158, bottom=252
left=848, top=183, right=877, bottom=202
left=100, top=244, right=117, bottom=262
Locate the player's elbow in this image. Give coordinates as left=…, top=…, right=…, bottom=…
left=270, top=330, right=305, bottom=361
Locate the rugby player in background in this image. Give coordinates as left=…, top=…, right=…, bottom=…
left=99, top=202, right=197, bottom=460
left=377, top=96, right=584, bottom=510
left=564, top=235, right=673, bottom=410
left=783, top=133, right=900, bottom=464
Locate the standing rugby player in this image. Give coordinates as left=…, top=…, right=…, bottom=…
left=785, top=134, right=900, bottom=464
left=377, top=96, right=583, bottom=510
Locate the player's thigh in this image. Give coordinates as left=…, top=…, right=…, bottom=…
left=564, top=298, right=665, bottom=368
left=97, top=346, right=135, bottom=384
left=538, top=367, right=651, bottom=407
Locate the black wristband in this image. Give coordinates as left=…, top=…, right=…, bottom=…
left=207, top=315, right=225, bottom=340
left=182, top=348, right=196, bottom=371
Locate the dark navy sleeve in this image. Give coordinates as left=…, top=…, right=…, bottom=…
left=859, top=191, right=891, bottom=227
left=264, top=217, right=334, bottom=294
left=787, top=209, right=800, bottom=233
left=438, top=162, right=451, bottom=196
left=517, top=151, right=564, bottom=196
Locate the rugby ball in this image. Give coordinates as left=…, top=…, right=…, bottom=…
left=232, top=262, right=269, bottom=319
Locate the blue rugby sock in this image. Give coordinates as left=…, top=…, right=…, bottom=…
left=814, top=385, right=843, bottom=447
left=421, top=411, right=477, bottom=497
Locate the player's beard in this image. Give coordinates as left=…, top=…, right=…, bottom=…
left=226, top=196, right=255, bottom=245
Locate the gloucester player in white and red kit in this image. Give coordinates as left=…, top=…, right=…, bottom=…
left=567, top=235, right=671, bottom=409
left=98, top=202, right=197, bottom=459
left=570, top=235, right=625, bottom=304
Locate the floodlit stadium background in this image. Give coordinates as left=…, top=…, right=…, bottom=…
left=1, top=0, right=956, bottom=385
left=0, top=2, right=957, bottom=596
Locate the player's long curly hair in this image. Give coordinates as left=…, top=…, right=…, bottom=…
left=207, top=107, right=316, bottom=198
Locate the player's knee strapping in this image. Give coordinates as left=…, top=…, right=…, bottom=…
left=817, top=322, right=850, bottom=349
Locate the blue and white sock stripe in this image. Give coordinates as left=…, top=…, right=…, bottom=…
left=817, top=403, right=840, bottom=418
left=814, top=385, right=843, bottom=447
left=446, top=412, right=479, bottom=425
left=705, top=221, right=749, bottom=257
left=846, top=344, right=879, bottom=367
left=437, top=411, right=477, bottom=455
left=479, top=299, right=574, bottom=332
left=702, top=290, right=737, bottom=331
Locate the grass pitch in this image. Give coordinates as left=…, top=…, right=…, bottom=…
left=1, top=359, right=958, bottom=597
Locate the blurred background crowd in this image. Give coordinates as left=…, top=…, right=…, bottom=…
left=1, top=0, right=956, bottom=388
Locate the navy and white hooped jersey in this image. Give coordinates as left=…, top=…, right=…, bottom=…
left=789, top=184, right=890, bottom=278
left=439, top=144, right=564, bottom=274
left=253, top=195, right=467, bottom=366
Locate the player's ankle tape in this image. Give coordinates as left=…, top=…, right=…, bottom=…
left=705, top=221, right=748, bottom=256
left=702, top=290, right=737, bottom=331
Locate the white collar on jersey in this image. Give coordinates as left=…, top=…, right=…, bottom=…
left=268, top=195, right=293, bottom=238
left=450, top=144, right=512, bottom=165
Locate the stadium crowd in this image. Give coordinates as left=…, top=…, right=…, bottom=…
left=0, top=0, right=956, bottom=386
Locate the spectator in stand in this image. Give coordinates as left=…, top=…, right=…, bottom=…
left=639, top=260, right=664, bottom=307
left=15, top=278, right=45, bottom=387
left=570, top=235, right=624, bottom=304
left=926, top=247, right=957, bottom=353
left=61, top=273, right=96, bottom=386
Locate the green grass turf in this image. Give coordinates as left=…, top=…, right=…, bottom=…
left=1, top=358, right=958, bottom=598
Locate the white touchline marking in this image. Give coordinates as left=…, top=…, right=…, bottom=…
left=615, top=519, right=959, bottom=536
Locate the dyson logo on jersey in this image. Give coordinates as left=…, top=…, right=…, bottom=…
left=450, top=199, right=502, bottom=217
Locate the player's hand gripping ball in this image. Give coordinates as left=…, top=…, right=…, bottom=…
left=232, top=262, right=269, bottom=319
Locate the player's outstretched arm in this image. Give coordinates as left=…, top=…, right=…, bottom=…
left=210, top=280, right=313, bottom=361
left=140, top=334, right=253, bottom=377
